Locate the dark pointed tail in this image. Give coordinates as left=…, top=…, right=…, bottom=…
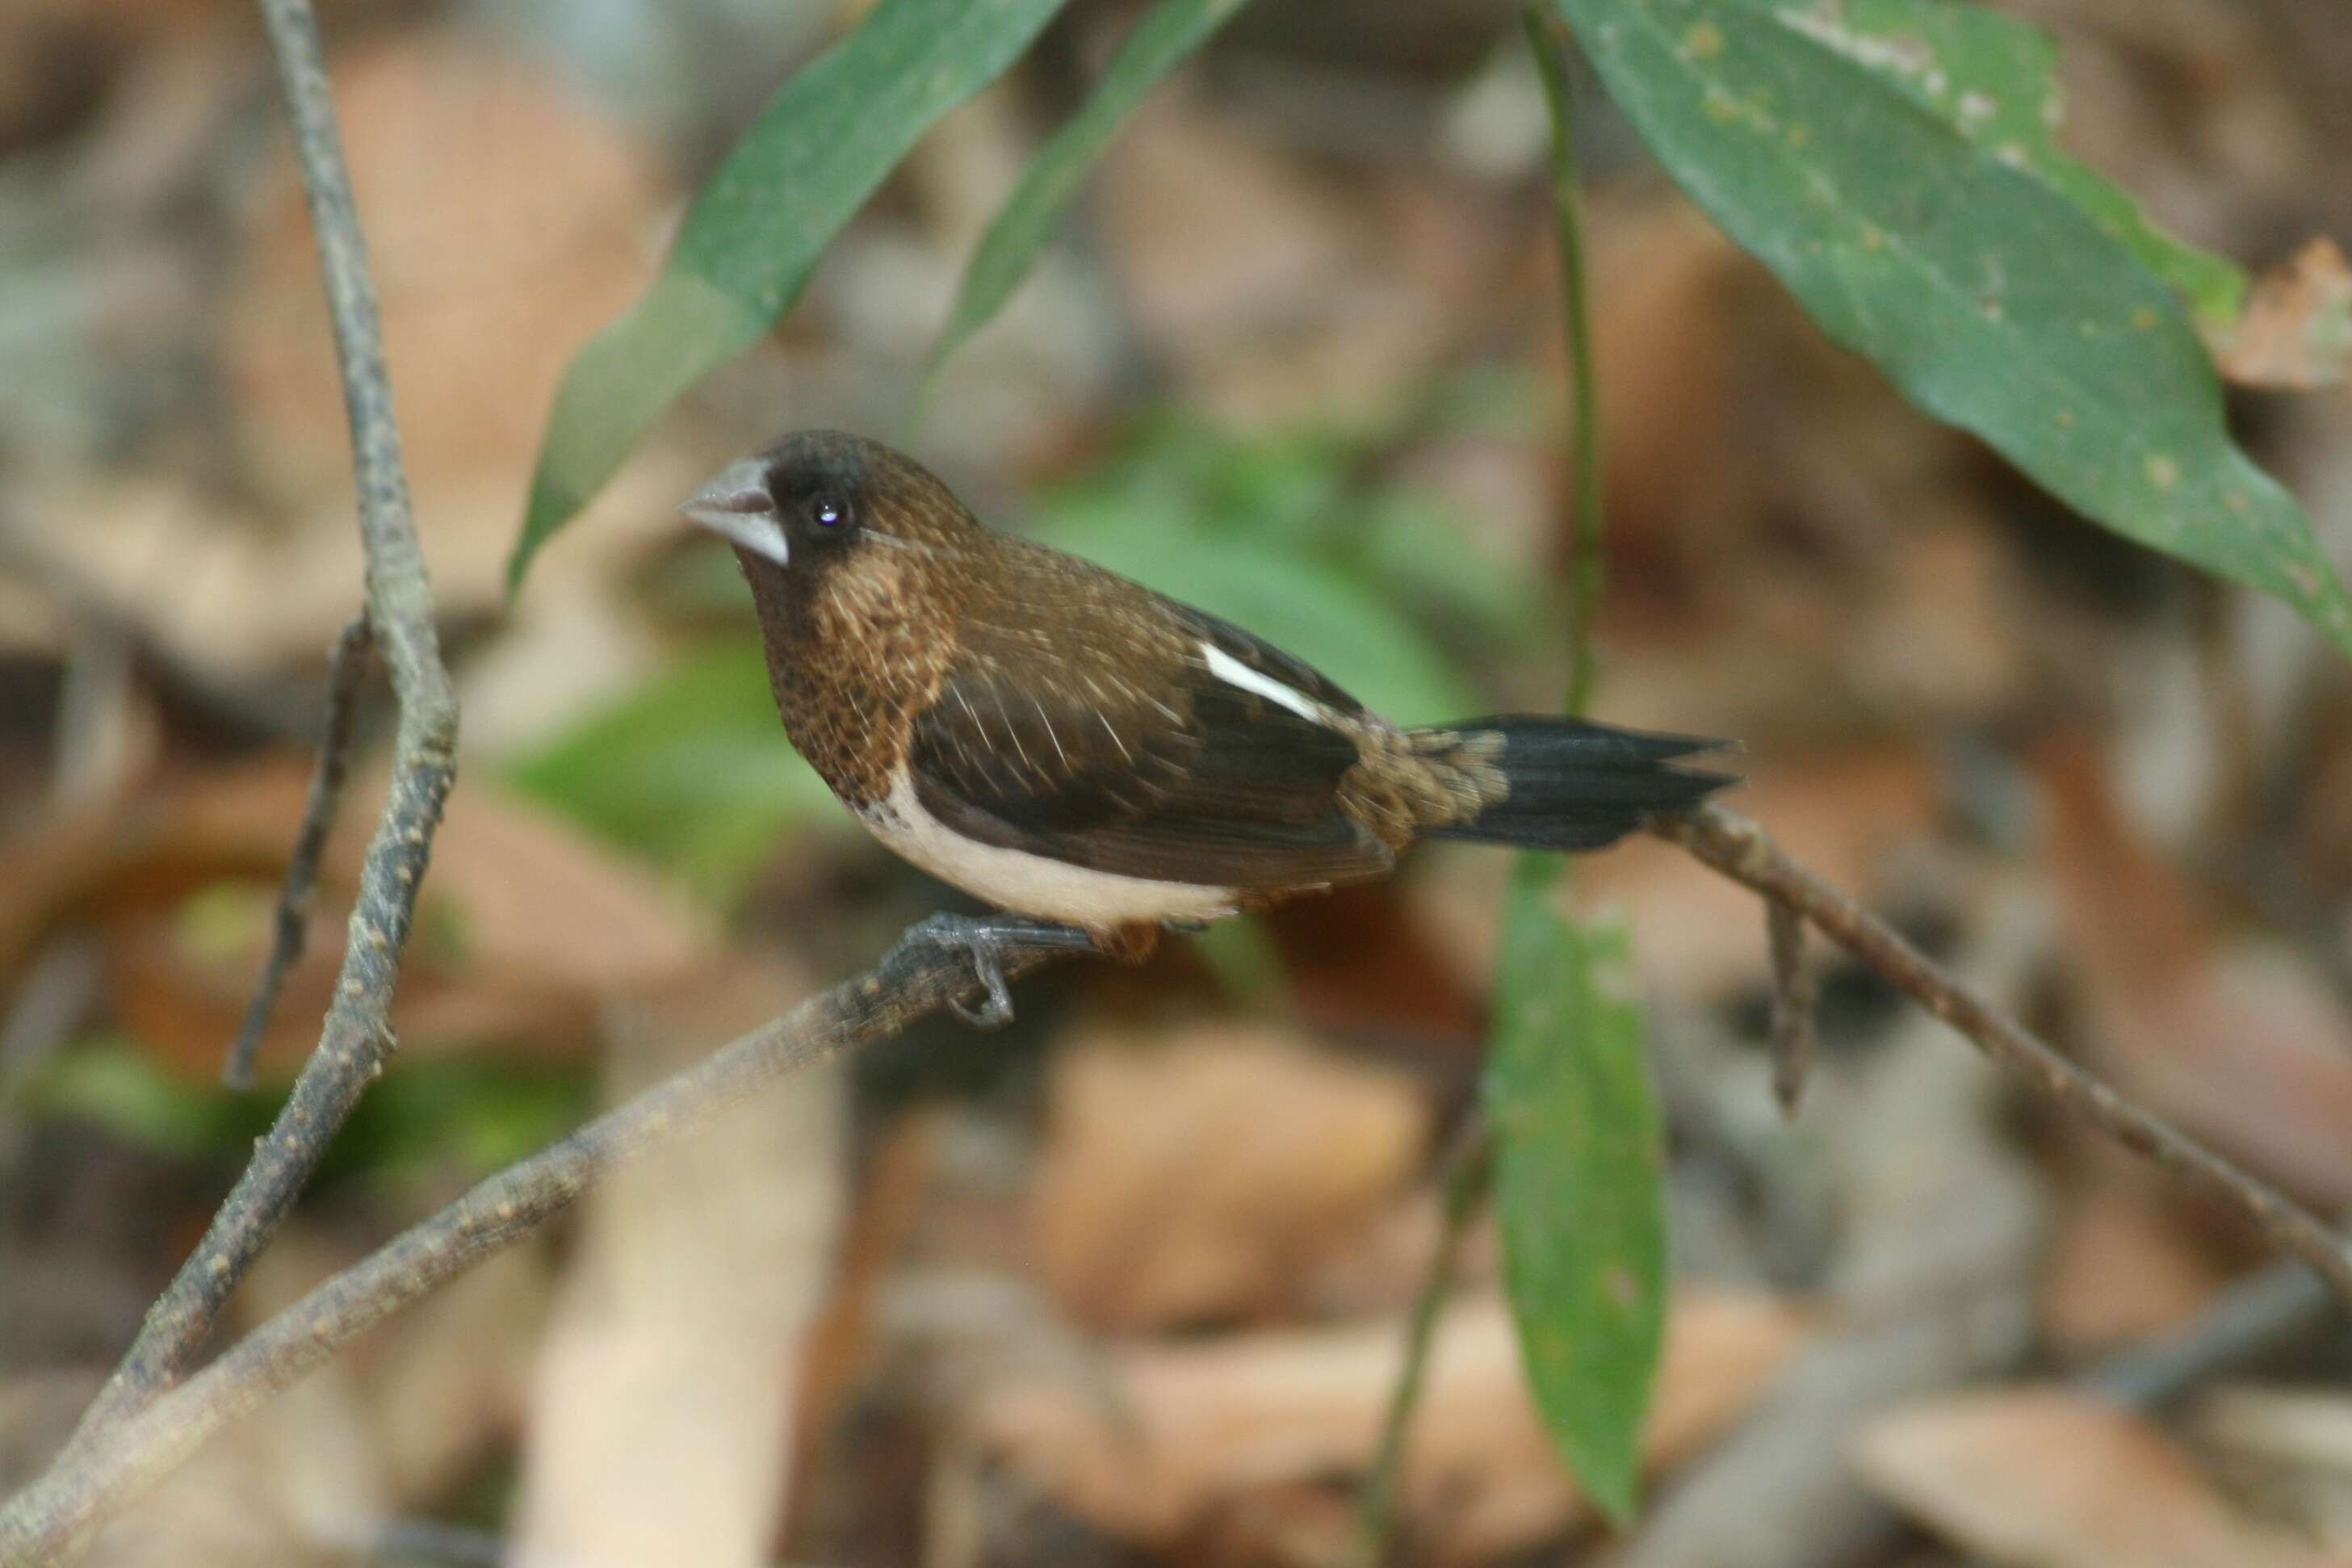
left=1421, top=716, right=1735, bottom=851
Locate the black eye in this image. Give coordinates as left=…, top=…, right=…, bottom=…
left=809, top=495, right=849, bottom=530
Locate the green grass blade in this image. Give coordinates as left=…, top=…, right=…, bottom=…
left=926, top=0, right=1255, bottom=386
left=508, top=0, right=1071, bottom=592
left=1486, top=896, right=1667, bottom=1525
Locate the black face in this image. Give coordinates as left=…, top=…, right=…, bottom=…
left=762, top=432, right=871, bottom=559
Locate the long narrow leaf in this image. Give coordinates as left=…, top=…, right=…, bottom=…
left=1486, top=896, right=1667, bottom=1526
left=509, top=0, right=1071, bottom=590
left=928, top=0, right=1254, bottom=383
left=1557, top=0, right=2352, bottom=659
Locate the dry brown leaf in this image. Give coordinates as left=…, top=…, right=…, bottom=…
left=2194, top=1386, right=2352, bottom=1548
left=2198, top=1386, right=2352, bottom=1482
left=1856, top=1387, right=2342, bottom=1568
left=224, top=27, right=667, bottom=529
left=518, top=959, right=845, bottom=1568
left=971, top=1291, right=1811, bottom=1565
left=0, top=754, right=719, bottom=1075
left=1028, top=1022, right=1431, bottom=1329
left=2211, top=238, right=2352, bottom=391
left=1096, top=89, right=1508, bottom=422
left=2041, top=741, right=2352, bottom=1206
left=226, top=1224, right=551, bottom=1521
left=2039, top=1132, right=2241, bottom=1354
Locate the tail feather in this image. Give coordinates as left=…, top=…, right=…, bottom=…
left=1422, top=715, right=1735, bottom=852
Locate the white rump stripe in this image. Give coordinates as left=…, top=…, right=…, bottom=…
left=1200, top=642, right=1326, bottom=723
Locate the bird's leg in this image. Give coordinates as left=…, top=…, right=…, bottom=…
left=899, top=912, right=1099, bottom=1029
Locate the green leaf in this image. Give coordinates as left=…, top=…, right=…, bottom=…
left=1555, top=0, right=2352, bottom=659
left=21, top=1038, right=265, bottom=1161
left=1486, top=897, right=1666, bottom=1524
left=504, top=638, right=838, bottom=905
left=20, top=1039, right=589, bottom=1184
left=1744, top=0, right=2245, bottom=329
left=509, top=0, right=1071, bottom=591
left=927, top=0, right=1253, bottom=382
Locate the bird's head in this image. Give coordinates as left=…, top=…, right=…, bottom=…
left=679, top=429, right=978, bottom=587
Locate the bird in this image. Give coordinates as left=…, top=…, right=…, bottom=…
left=681, top=429, right=1731, bottom=1024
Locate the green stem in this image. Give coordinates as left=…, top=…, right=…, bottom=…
left=1355, top=13, right=1609, bottom=1562
left=1526, top=4, right=1605, bottom=724
left=1352, top=1135, right=1494, bottom=1567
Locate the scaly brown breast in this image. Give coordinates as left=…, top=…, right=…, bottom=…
left=760, top=555, right=953, bottom=810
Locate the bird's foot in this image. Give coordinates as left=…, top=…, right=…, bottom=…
left=903, top=913, right=1098, bottom=1028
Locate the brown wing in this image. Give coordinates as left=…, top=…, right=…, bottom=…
left=908, top=558, right=1394, bottom=891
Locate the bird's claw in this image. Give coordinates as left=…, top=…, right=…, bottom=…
left=906, top=913, right=1096, bottom=1030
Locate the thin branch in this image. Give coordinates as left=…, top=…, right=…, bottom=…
left=224, top=615, right=374, bottom=1090
left=1527, top=6, right=1605, bottom=722
left=0, top=923, right=1084, bottom=1563
left=1654, top=802, right=2352, bottom=1306
left=1765, top=895, right=1816, bottom=1115
left=1353, top=1130, right=1493, bottom=1567
left=64, top=0, right=459, bottom=1449
left=6, top=808, right=2343, bottom=1555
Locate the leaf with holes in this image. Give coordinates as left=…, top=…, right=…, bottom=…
left=509, top=0, right=1071, bottom=591
left=1487, top=895, right=1667, bottom=1525
left=1553, top=0, right=2352, bottom=658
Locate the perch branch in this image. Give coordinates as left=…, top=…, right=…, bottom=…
left=224, top=614, right=374, bottom=1090
left=1765, top=895, right=1816, bottom=1115
left=63, top=0, right=459, bottom=1450
left=1654, top=802, right=2352, bottom=1305
left=0, top=925, right=1081, bottom=1562
left=10, top=805, right=2349, bottom=1556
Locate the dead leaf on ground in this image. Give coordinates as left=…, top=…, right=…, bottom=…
left=231, top=1225, right=551, bottom=1521
left=2194, top=1386, right=2352, bottom=1548
left=2210, top=237, right=2352, bottom=391
left=2040, top=740, right=2352, bottom=1206
left=519, top=958, right=845, bottom=1568
left=224, top=27, right=667, bottom=525
left=2038, top=1129, right=2245, bottom=1355
left=0, top=754, right=719, bottom=1075
left=1856, top=1387, right=2342, bottom=1568
left=969, top=1291, right=1811, bottom=1565
left=1028, top=1021, right=1432, bottom=1330
left=1096, top=88, right=1512, bottom=423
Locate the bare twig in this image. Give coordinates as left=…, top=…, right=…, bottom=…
left=224, top=615, right=374, bottom=1091
left=6, top=815, right=2343, bottom=1555
left=1765, top=895, right=1816, bottom=1115
left=1654, top=802, right=2352, bottom=1306
left=1353, top=1130, right=1493, bottom=1566
left=63, top=0, right=459, bottom=1449
left=0, top=923, right=1081, bottom=1563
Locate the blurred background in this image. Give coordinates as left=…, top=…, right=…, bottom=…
left=4, top=0, right=2352, bottom=1562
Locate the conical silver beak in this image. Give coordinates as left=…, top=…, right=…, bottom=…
left=680, top=459, right=788, bottom=566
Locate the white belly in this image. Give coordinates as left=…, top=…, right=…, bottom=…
left=858, top=770, right=1238, bottom=929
